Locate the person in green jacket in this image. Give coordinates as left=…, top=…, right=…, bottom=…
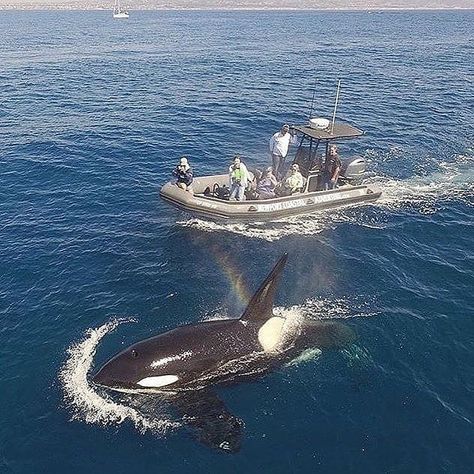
left=228, top=155, right=249, bottom=201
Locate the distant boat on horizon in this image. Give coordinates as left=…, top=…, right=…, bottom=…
left=113, top=0, right=129, bottom=19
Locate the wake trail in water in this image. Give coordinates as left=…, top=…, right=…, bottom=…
left=59, top=318, right=179, bottom=435
left=369, top=152, right=474, bottom=212
left=275, top=297, right=378, bottom=321
left=177, top=153, right=473, bottom=241
left=202, top=296, right=377, bottom=323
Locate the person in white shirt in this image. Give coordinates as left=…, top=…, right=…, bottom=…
left=228, top=155, right=249, bottom=201
left=269, top=124, right=298, bottom=179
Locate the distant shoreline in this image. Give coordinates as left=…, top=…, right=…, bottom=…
left=0, top=7, right=473, bottom=12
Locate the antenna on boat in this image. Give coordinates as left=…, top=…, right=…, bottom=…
left=330, top=79, right=341, bottom=134
left=308, top=78, right=318, bottom=119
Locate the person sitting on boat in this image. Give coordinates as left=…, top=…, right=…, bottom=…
left=323, top=144, right=342, bottom=190
left=229, top=155, right=249, bottom=201
left=280, top=163, right=304, bottom=196
left=245, top=168, right=262, bottom=201
left=256, top=166, right=278, bottom=200
left=269, top=124, right=298, bottom=180
left=172, top=157, right=194, bottom=193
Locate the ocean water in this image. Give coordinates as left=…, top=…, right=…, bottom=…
left=1, top=9, right=473, bottom=473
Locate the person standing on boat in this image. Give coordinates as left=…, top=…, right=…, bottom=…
left=173, top=157, right=194, bottom=194
left=229, top=155, right=249, bottom=201
left=323, top=144, right=342, bottom=190
left=269, top=124, right=298, bottom=179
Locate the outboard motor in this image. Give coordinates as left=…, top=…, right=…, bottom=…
left=340, top=156, right=366, bottom=185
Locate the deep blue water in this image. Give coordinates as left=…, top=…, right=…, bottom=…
left=1, top=9, right=473, bottom=474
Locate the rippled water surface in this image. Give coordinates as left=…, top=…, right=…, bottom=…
left=1, top=10, right=473, bottom=474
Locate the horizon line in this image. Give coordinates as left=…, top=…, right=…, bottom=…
left=1, top=6, right=473, bottom=11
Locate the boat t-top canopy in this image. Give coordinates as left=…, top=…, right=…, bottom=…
left=293, top=122, right=364, bottom=141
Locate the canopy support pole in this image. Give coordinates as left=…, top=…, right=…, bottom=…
left=330, top=79, right=341, bottom=135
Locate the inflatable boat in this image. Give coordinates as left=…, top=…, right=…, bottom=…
left=160, top=120, right=382, bottom=222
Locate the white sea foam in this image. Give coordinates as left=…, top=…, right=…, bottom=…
left=274, top=297, right=378, bottom=321
left=201, top=297, right=373, bottom=329
left=369, top=153, right=474, bottom=212
left=178, top=213, right=336, bottom=242
left=59, top=319, right=179, bottom=435
left=177, top=153, right=473, bottom=241
left=201, top=307, right=232, bottom=321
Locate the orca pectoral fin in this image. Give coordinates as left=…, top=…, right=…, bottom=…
left=240, top=253, right=288, bottom=322
left=302, top=321, right=357, bottom=349
left=170, top=390, right=243, bottom=453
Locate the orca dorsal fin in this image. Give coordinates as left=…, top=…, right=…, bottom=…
left=240, top=254, right=288, bottom=322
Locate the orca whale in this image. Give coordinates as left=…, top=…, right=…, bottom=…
left=92, top=254, right=355, bottom=452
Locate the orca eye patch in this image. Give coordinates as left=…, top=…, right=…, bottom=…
left=131, top=350, right=139, bottom=358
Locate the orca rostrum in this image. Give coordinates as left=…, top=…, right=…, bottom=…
left=92, top=254, right=356, bottom=452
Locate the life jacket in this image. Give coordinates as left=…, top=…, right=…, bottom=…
left=231, top=168, right=243, bottom=183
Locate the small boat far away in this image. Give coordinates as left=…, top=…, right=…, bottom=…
left=113, top=0, right=129, bottom=19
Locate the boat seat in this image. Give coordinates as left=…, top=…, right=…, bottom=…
left=212, top=183, right=230, bottom=200
left=306, top=174, right=322, bottom=192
